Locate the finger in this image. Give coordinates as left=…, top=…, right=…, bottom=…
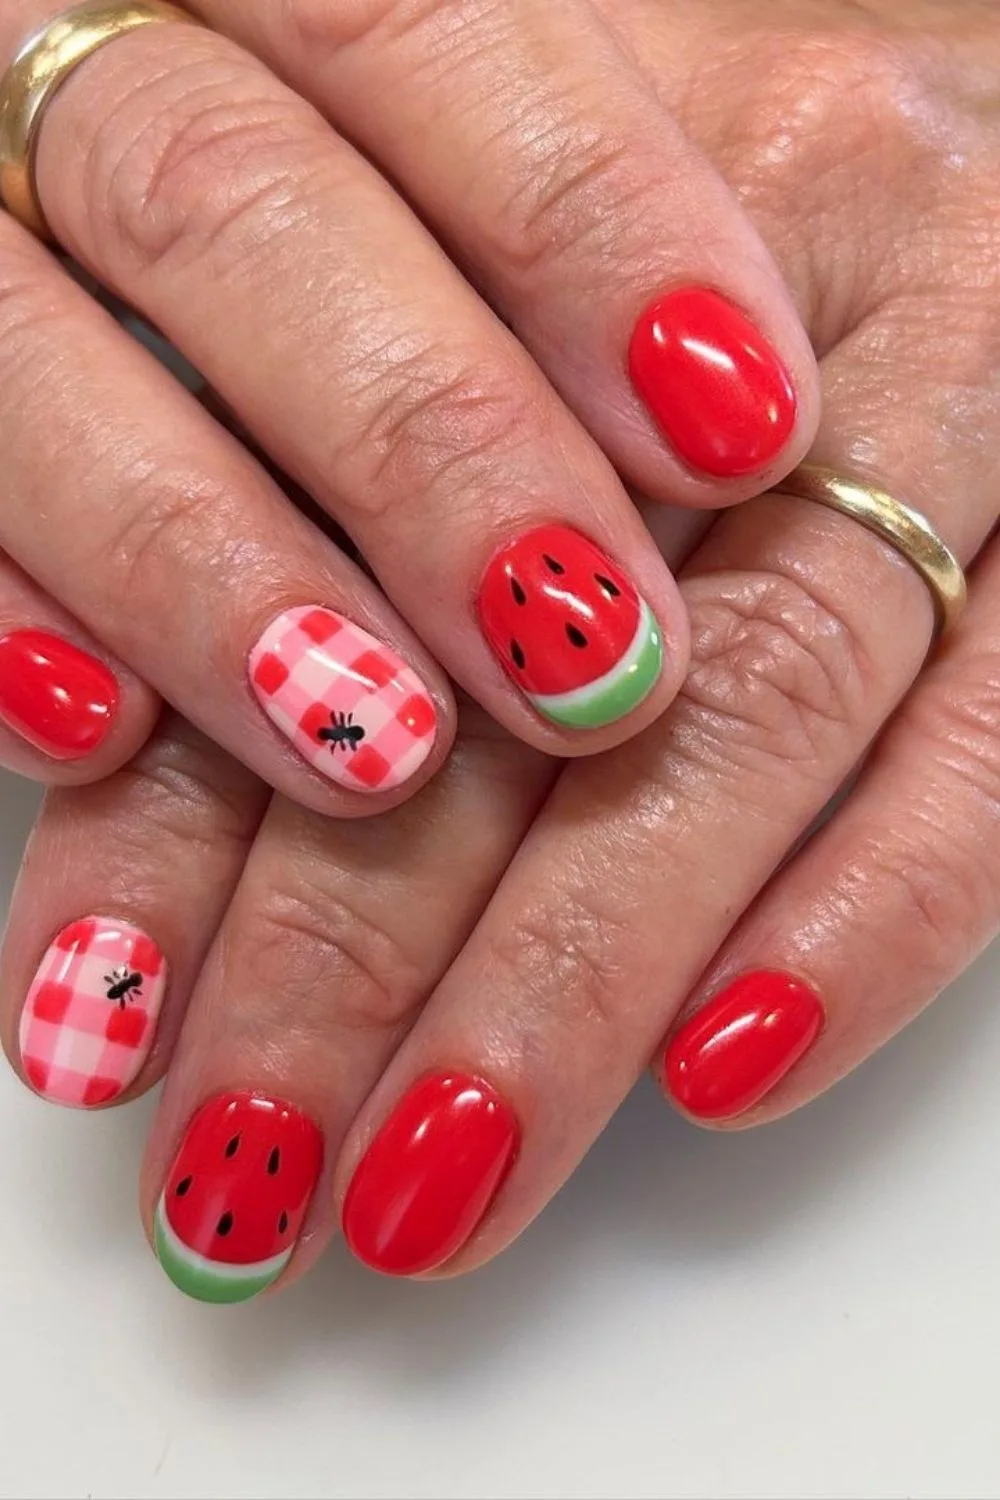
left=0, top=553, right=159, bottom=781
left=660, top=530, right=1000, bottom=1125
left=332, top=271, right=1000, bottom=1277
left=0, top=715, right=268, bottom=1108
left=0, top=211, right=451, bottom=813
left=8, top=7, right=691, bottom=751
left=138, top=709, right=555, bottom=1301
left=190, top=0, right=819, bottom=499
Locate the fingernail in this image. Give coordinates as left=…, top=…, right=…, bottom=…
left=155, top=1091, right=323, bottom=1304
left=628, top=287, right=797, bottom=478
left=19, top=917, right=166, bottom=1108
left=477, top=526, right=663, bottom=729
left=0, top=630, right=118, bottom=760
left=250, top=607, right=438, bottom=793
left=343, top=1073, right=519, bottom=1276
left=664, top=970, right=824, bottom=1120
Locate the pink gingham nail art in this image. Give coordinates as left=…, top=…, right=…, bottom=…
left=19, top=917, right=167, bottom=1109
left=249, top=607, right=438, bottom=793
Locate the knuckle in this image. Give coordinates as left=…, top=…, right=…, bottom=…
left=751, top=30, right=934, bottom=161
left=909, top=655, right=1000, bottom=820
left=488, top=125, right=652, bottom=280
left=676, top=572, right=870, bottom=787
left=335, top=351, right=549, bottom=518
left=83, top=45, right=322, bottom=276
left=101, top=726, right=261, bottom=881
left=99, top=471, right=232, bottom=605
left=483, top=888, right=632, bottom=1039
left=0, top=253, right=73, bottom=398
left=849, top=826, right=988, bottom=965
left=281, top=0, right=448, bottom=55
left=246, top=870, right=425, bottom=1041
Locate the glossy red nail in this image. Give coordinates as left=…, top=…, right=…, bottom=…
left=628, top=287, right=797, bottom=477
left=0, top=630, right=118, bottom=760
left=343, top=1073, right=519, bottom=1276
left=664, top=971, right=824, bottom=1120
left=155, top=1091, right=323, bottom=1303
left=477, top=525, right=663, bottom=730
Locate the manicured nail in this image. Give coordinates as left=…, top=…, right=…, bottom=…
left=343, top=1073, right=519, bottom=1276
left=477, top=526, right=663, bottom=729
left=0, top=629, right=118, bottom=760
left=628, top=287, right=797, bottom=478
left=19, top=917, right=166, bottom=1108
left=155, top=1091, right=323, bottom=1304
left=250, top=607, right=438, bottom=793
left=664, top=970, right=824, bottom=1120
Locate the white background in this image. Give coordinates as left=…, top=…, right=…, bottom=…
left=0, top=767, right=998, bottom=1500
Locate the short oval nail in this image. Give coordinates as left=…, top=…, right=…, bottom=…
left=155, top=1091, right=323, bottom=1304
left=343, top=1073, right=519, bottom=1276
left=477, top=525, right=663, bottom=729
left=250, top=606, right=438, bottom=793
left=663, top=970, right=824, bottom=1120
left=628, top=287, right=797, bottom=478
left=19, top=917, right=166, bottom=1108
left=0, top=629, right=118, bottom=760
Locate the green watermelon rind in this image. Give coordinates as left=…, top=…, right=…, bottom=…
left=529, top=600, right=663, bottom=729
left=154, top=1194, right=293, bottom=1304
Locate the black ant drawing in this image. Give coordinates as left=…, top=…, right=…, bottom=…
left=317, top=711, right=366, bottom=754
left=104, top=965, right=143, bottom=1008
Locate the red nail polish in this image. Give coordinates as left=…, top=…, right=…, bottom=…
left=343, top=1073, right=519, bottom=1276
left=628, top=287, right=797, bottom=478
left=155, top=1091, right=323, bottom=1303
left=664, top=971, right=824, bottom=1120
left=476, top=525, right=663, bottom=730
left=0, top=630, right=118, bottom=760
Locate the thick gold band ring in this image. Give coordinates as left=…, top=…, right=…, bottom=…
left=772, top=465, right=967, bottom=634
left=0, top=0, right=198, bottom=241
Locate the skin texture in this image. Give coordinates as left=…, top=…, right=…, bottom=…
left=5, top=0, right=1000, bottom=1294
left=0, top=0, right=831, bottom=792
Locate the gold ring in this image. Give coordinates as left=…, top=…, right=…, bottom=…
left=772, top=464, right=967, bottom=633
left=0, top=0, right=198, bottom=242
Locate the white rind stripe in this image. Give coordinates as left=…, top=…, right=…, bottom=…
left=156, top=1195, right=293, bottom=1282
left=528, top=601, right=656, bottom=714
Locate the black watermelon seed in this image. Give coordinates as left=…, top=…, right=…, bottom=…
left=267, top=1147, right=281, bottom=1175
left=542, top=553, right=565, bottom=575
left=510, top=576, right=527, bottom=605
left=511, top=639, right=526, bottom=670
left=566, top=624, right=588, bottom=648
left=175, top=1175, right=192, bottom=1197
left=224, top=1134, right=241, bottom=1158
left=278, top=1211, right=289, bottom=1235
left=216, top=1211, right=234, bottom=1237
left=595, top=573, right=620, bottom=598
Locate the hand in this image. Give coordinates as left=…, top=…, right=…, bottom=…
left=6, top=0, right=998, bottom=1297
left=0, top=0, right=818, bottom=809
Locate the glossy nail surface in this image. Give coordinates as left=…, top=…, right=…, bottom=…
left=477, top=526, right=662, bottom=729
left=19, top=917, right=166, bottom=1108
left=343, top=1073, right=519, bottom=1276
left=664, top=970, right=824, bottom=1120
left=155, top=1091, right=323, bottom=1304
left=250, top=607, right=437, bottom=793
left=0, top=630, right=118, bottom=760
left=628, top=287, right=797, bottom=477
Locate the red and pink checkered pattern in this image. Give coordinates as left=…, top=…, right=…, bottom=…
left=250, top=607, right=438, bottom=793
left=19, top=917, right=166, bottom=1109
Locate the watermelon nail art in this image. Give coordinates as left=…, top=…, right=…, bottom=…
left=155, top=1092, right=323, bottom=1304
left=477, top=526, right=663, bottom=729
